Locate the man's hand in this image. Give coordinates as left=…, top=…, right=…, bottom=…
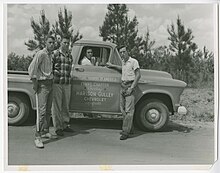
left=32, top=79, right=39, bottom=93
left=126, top=87, right=133, bottom=96
left=91, top=57, right=96, bottom=66
left=106, top=62, right=113, bottom=68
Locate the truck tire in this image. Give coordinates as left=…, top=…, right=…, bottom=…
left=135, top=99, right=169, bottom=131
left=8, top=95, right=30, bottom=125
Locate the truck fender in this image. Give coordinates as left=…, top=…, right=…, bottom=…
left=8, top=89, right=36, bottom=110
left=135, top=89, right=174, bottom=113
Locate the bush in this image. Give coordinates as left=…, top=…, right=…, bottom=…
left=8, top=52, right=33, bottom=71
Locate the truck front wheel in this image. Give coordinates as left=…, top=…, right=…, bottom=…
left=8, top=95, right=30, bottom=125
left=135, top=99, right=169, bottom=131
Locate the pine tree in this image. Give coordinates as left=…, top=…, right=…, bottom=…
left=52, top=7, right=82, bottom=49
left=99, top=4, right=138, bottom=54
left=201, top=46, right=214, bottom=83
left=152, top=46, right=171, bottom=72
left=25, top=10, right=51, bottom=51
left=133, top=29, right=156, bottom=69
left=167, top=16, right=198, bottom=83
left=139, top=29, right=156, bottom=69
left=141, top=28, right=155, bottom=56
left=25, top=7, right=82, bottom=52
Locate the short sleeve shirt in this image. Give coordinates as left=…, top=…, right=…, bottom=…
left=28, top=48, right=53, bottom=80
left=122, top=57, right=140, bottom=81
left=81, top=57, right=93, bottom=66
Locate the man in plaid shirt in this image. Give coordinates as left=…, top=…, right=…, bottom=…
left=52, top=36, right=74, bottom=136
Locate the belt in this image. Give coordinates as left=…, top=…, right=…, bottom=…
left=38, top=79, right=53, bottom=85
left=121, top=80, right=134, bottom=85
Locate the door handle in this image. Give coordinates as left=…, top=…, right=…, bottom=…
left=75, top=67, right=84, bottom=72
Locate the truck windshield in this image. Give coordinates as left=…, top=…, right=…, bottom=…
left=71, top=45, right=81, bottom=64
left=109, top=49, right=122, bottom=66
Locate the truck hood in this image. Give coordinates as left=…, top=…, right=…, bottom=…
left=140, top=69, right=172, bottom=79
left=140, top=69, right=187, bottom=88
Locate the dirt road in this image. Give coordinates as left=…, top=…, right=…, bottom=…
left=7, top=119, right=215, bottom=167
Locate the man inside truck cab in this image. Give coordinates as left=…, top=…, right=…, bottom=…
left=81, top=47, right=96, bottom=66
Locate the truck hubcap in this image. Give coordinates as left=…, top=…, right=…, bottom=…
left=146, top=109, right=160, bottom=123
left=8, top=102, right=20, bottom=118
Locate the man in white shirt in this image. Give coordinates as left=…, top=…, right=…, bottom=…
left=28, top=35, right=57, bottom=148
left=107, top=45, right=141, bottom=140
left=81, top=48, right=96, bottom=66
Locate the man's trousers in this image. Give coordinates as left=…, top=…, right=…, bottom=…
left=52, top=84, right=71, bottom=131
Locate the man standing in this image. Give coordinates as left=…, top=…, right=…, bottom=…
left=107, top=45, right=141, bottom=140
left=28, top=35, right=56, bottom=148
left=52, top=36, right=74, bottom=136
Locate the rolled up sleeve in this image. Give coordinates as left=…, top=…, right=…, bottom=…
left=28, top=52, right=43, bottom=79
left=133, top=59, right=140, bottom=71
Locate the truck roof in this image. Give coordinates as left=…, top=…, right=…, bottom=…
left=74, top=39, right=117, bottom=48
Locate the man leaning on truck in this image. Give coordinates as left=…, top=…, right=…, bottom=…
left=107, top=45, right=141, bottom=140
left=52, top=36, right=74, bottom=137
left=28, top=35, right=57, bottom=149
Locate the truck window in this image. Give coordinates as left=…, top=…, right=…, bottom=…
left=78, top=46, right=110, bottom=67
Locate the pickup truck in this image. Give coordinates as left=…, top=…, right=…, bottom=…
left=8, top=40, right=187, bottom=131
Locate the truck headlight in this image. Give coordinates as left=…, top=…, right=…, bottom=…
left=178, top=106, right=187, bottom=115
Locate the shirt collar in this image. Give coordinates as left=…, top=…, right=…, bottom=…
left=43, top=48, right=53, bottom=56
left=43, top=48, right=48, bottom=54
left=127, top=57, right=132, bottom=62
left=84, top=56, right=90, bottom=61
left=123, top=57, right=131, bottom=63
left=59, top=49, right=70, bottom=57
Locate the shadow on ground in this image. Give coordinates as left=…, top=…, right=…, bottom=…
left=15, top=118, right=194, bottom=144
left=69, top=118, right=193, bottom=133
left=46, top=118, right=194, bottom=143
left=158, top=120, right=193, bottom=133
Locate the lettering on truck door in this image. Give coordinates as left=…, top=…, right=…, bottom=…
left=69, top=46, right=121, bottom=114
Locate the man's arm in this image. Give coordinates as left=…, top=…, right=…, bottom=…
left=31, top=78, right=39, bottom=93
left=28, top=52, right=44, bottom=79
left=28, top=52, right=43, bottom=93
left=70, top=63, right=75, bottom=77
left=131, top=68, right=141, bottom=89
left=106, top=62, right=122, bottom=72
left=126, top=68, right=141, bottom=95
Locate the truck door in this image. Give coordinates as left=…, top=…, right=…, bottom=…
left=69, top=45, right=122, bottom=114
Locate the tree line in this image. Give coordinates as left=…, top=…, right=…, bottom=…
left=8, top=4, right=214, bottom=88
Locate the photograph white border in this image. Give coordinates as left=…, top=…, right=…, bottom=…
left=1, top=0, right=219, bottom=172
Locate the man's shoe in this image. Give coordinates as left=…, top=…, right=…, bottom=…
left=120, top=131, right=134, bottom=135
left=56, top=129, right=64, bottom=136
left=41, top=132, right=58, bottom=139
left=120, top=135, right=128, bottom=140
left=34, top=137, right=44, bottom=148
left=63, top=126, right=74, bottom=133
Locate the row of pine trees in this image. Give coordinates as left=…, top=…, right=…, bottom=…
left=8, top=4, right=214, bottom=88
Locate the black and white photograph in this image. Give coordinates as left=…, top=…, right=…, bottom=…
left=2, top=1, right=219, bottom=172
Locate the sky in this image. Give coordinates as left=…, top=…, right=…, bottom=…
left=7, top=3, right=217, bottom=56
